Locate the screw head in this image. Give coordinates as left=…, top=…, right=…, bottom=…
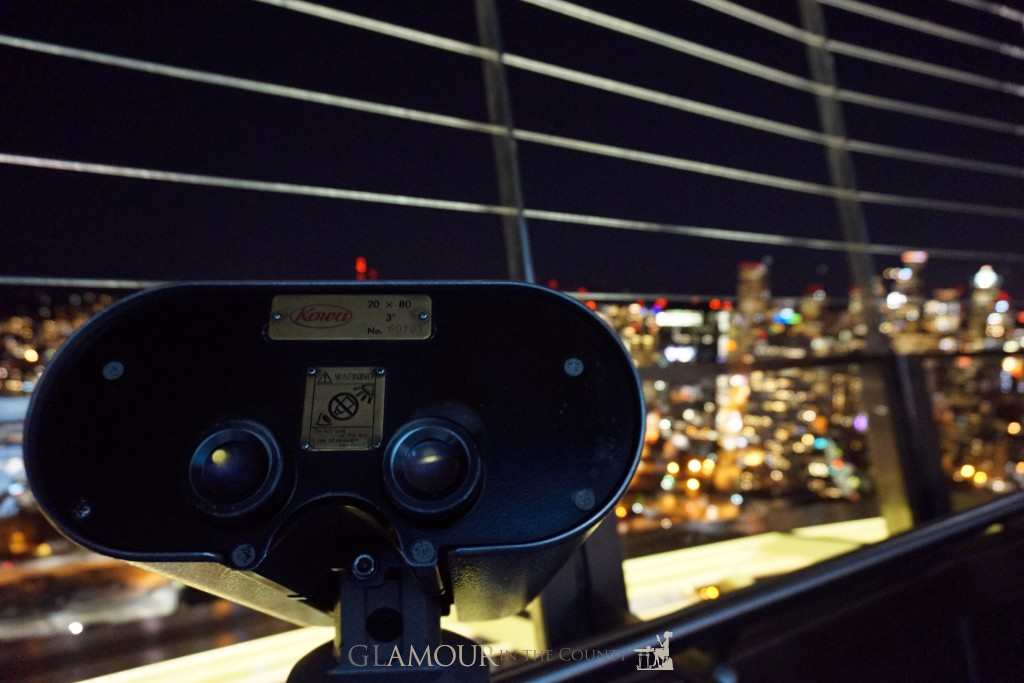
left=72, top=500, right=92, bottom=520
left=352, top=554, right=376, bottom=579
left=563, top=357, right=584, bottom=377
left=102, top=361, right=125, bottom=381
left=573, top=489, right=596, bottom=511
left=374, top=367, right=386, bottom=376
left=712, top=664, right=739, bottom=683
left=231, top=544, right=257, bottom=568
left=271, top=311, right=282, bottom=321
left=307, top=367, right=318, bottom=376
left=410, top=540, right=436, bottom=564
left=301, top=441, right=312, bottom=451
left=418, top=311, right=430, bottom=321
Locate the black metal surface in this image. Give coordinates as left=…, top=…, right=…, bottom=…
left=530, top=516, right=634, bottom=650
left=286, top=521, right=488, bottom=683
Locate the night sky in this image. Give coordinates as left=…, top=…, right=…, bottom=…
left=2, top=0, right=1022, bottom=296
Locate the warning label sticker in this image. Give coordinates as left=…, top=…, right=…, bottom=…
left=300, top=367, right=385, bottom=451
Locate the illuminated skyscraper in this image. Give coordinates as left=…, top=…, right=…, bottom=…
left=798, top=285, right=826, bottom=341
left=888, top=251, right=934, bottom=352
left=730, top=260, right=770, bottom=361
left=896, top=251, right=928, bottom=329
left=923, top=288, right=963, bottom=352
left=964, top=265, right=1001, bottom=350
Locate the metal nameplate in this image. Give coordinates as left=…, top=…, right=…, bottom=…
left=269, top=295, right=431, bottom=340
left=300, top=367, right=386, bottom=452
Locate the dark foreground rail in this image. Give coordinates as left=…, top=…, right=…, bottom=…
left=496, top=492, right=1024, bottom=682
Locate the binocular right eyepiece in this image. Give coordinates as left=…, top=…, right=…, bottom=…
left=383, top=417, right=482, bottom=518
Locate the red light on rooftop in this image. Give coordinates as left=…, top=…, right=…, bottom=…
left=355, top=256, right=368, bottom=274
left=585, top=300, right=598, bottom=310
left=654, top=297, right=668, bottom=309
left=709, top=298, right=722, bottom=310
left=547, top=279, right=560, bottom=289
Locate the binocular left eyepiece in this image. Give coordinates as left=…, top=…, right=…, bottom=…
left=188, top=422, right=282, bottom=516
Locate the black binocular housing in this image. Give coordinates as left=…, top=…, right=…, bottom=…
left=25, top=281, right=643, bottom=626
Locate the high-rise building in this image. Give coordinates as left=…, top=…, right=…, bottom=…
left=896, top=251, right=928, bottom=330
left=798, top=285, right=826, bottom=341
left=964, top=265, right=1001, bottom=350
left=730, top=260, right=770, bottom=361
left=888, top=251, right=936, bottom=352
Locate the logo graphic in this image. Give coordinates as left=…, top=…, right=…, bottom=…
left=328, top=392, right=360, bottom=421
left=289, top=304, right=353, bottom=328
left=354, top=383, right=375, bottom=403
left=634, top=631, right=673, bottom=671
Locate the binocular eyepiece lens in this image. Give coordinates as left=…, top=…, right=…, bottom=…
left=384, top=419, right=481, bottom=518
left=195, top=441, right=269, bottom=504
left=189, top=423, right=281, bottom=515
left=398, top=439, right=467, bottom=500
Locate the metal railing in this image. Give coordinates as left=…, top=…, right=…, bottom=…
left=1, top=0, right=1022, bottom=284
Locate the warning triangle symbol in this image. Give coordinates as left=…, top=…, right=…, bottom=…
left=316, top=373, right=332, bottom=385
